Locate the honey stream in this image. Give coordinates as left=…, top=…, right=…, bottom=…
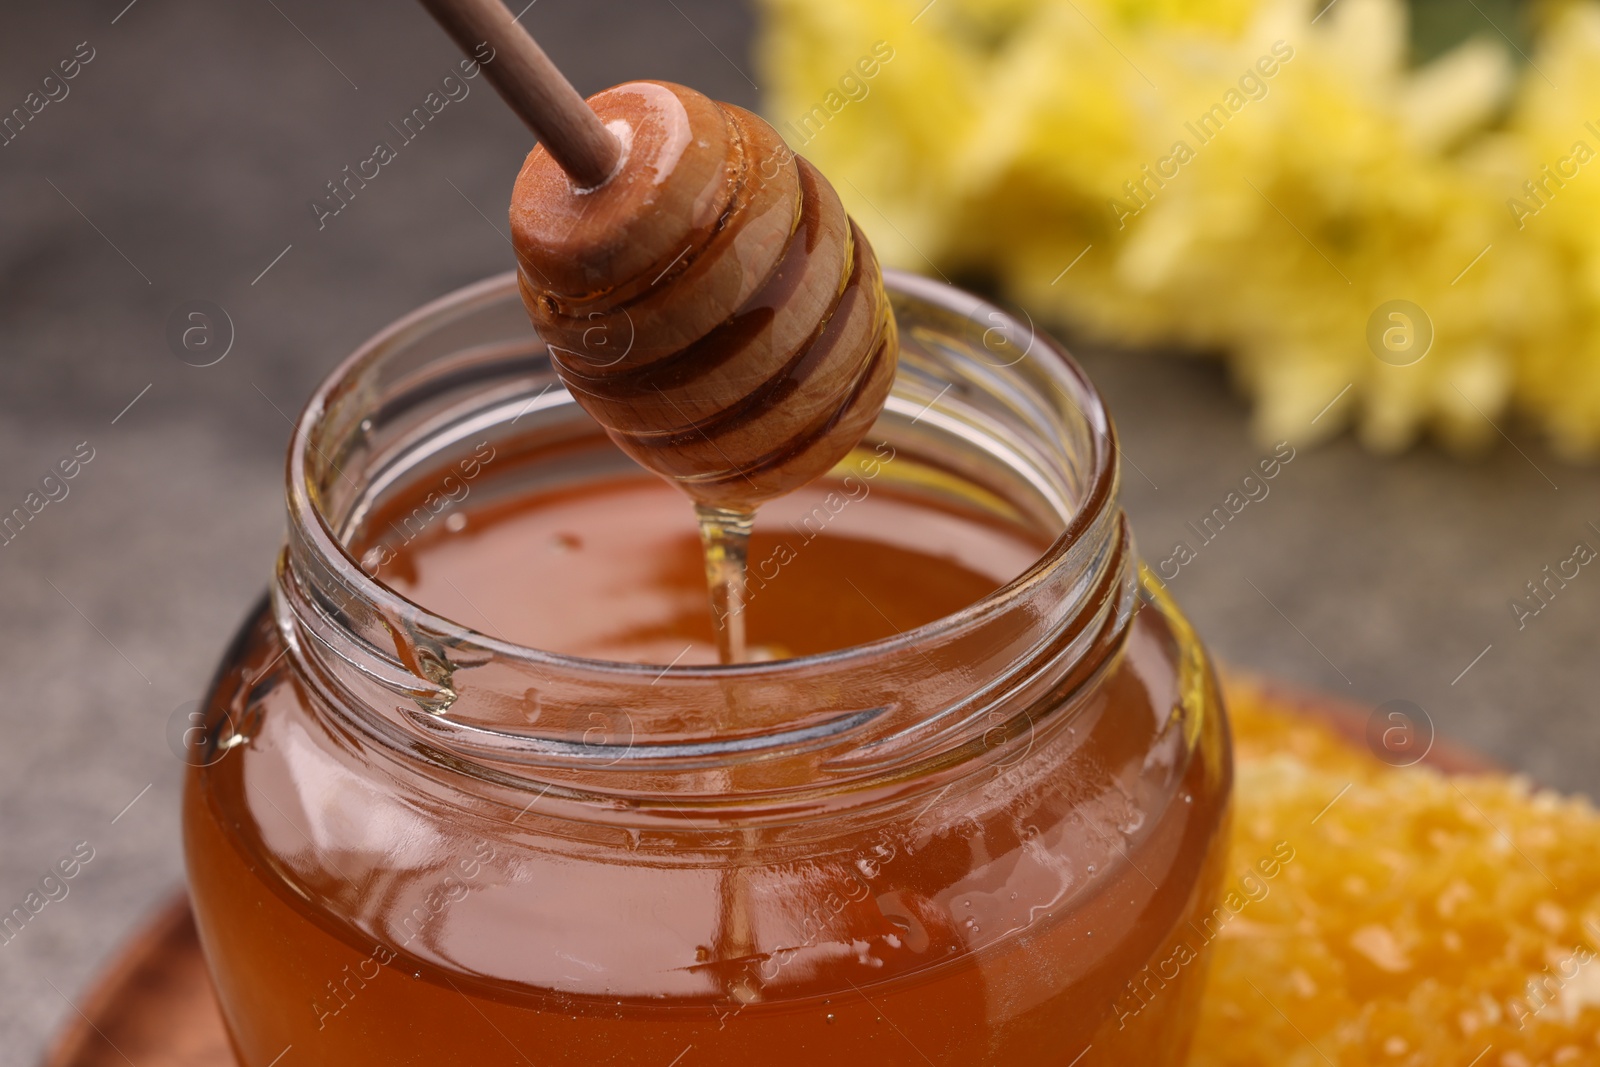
left=692, top=502, right=763, bottom=1002
left=694, top=504, right=755, bottom=666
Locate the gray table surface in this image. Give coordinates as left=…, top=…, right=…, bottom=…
left=2, top=0, right=1595, bottom=1060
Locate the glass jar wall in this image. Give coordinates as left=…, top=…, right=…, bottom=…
left=183, top=271, right=1232, bottom=1066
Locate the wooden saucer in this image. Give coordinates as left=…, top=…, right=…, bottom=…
left=43, top=893, right=234, bottom=1067
left=41, top=680, right=1495, bottom=1067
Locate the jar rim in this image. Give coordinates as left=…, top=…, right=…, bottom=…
left=285, top=269, right=1120, bottom=682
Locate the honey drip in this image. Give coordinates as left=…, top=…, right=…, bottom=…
left=695, top=504, right=759, bottom=1000
left=694, top=504, right=754, bottom=665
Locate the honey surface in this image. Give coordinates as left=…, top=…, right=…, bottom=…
left=372, top=473, right=1042, bottom=664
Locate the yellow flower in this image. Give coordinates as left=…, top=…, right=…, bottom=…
left=1504, top=2, right=1600, bottom=457
left=758, top=0, right=1600, bottom=456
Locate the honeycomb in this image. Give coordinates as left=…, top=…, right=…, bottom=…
left=1196, top=680, right=1600, bottom=1066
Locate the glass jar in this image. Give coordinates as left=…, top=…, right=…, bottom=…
left=183, top=270, right=1231, bottom=1066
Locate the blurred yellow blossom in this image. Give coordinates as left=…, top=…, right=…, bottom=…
left=1505, top=2, right=1600, bottom=456
left=758, top=0, right=1600, bottom=456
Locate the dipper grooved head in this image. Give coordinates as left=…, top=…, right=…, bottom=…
left=511, top=81, right=898, bottom=509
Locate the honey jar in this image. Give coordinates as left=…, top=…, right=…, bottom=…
left=183, top=270, right=1232, bottom=1065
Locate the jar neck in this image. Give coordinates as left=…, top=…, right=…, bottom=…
left=271, top=272, right=1135, bottom=820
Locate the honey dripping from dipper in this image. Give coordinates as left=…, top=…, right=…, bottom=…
left=509, top=82, right=897, bottom=664
left=181, top=9, right=1233, bottom=1064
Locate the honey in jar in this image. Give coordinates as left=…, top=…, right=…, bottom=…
left=183, top=271, right=1232, bottom=1065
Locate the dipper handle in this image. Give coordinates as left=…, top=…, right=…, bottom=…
left=416, top=0, right=620, bottom=187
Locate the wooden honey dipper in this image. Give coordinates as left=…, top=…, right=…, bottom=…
left=420, top=0, right=899, bottom=662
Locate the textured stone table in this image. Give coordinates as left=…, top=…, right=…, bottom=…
left=1, top=0, right=1595, bottom=1061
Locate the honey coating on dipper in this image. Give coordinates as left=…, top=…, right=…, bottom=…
left=510, top=80, right=897, bottom=509
left=1196, top=683, right=1600, bottom=1067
